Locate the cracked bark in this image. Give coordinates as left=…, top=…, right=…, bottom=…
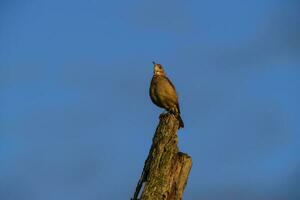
left=132, top=113, right=192, bottom=200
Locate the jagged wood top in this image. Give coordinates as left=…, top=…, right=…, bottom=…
left=132, top=113, right=192, bottom=200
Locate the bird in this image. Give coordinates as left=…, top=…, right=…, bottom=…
left=149, top=62, right=184, bottom=128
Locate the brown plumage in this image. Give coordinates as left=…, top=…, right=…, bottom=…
left=149, top=62, right=184, bottom=128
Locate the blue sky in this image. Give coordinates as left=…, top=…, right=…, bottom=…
left=1, top=0, right=300, bottom=199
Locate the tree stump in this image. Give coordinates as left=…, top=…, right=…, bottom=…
left=132, top=113, right=192, bottom=200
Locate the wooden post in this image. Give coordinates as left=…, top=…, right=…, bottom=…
left=132, top=113, right=192, bottom=200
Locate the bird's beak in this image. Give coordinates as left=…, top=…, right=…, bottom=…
left=152, top=61, right=156, bottom=65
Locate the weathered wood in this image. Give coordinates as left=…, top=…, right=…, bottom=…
left=132, top=113, right=192, bottom=200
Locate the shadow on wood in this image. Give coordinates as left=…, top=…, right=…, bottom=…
left=132, top=113, right=192, bottom=200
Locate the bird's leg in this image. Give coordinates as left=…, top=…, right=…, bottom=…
left=168, top=107, right=177, bottom=116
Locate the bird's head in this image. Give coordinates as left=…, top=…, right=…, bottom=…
left=153, top=62, right=165, bottom=76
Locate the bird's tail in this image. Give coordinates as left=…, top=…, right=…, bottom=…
left=177, top=114, right=184, bottom=129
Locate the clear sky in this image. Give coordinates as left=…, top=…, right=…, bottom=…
left=1, top=0, right=300, bottom=199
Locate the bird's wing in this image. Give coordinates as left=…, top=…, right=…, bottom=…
left=164, top=76, right=181, bottom=114
left=165, top=76, right=176, bottom=92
